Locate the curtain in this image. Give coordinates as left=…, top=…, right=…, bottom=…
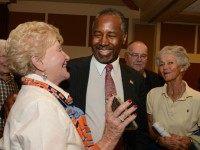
left=0, top=3, right=9, bottom=39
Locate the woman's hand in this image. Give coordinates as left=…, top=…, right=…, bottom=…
left=159, top=134, right=191, bottom=150
left=97, top=95, right=137, bottom=150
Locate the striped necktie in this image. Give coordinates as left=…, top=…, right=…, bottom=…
left=105, top=64, right=117, bottom=100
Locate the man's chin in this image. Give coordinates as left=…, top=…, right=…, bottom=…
left=97, top=57, right=113, bottom=64
left=132, top=66, right=142, bottom=72
left=64, top=72, right=70, bottom=80
left=94, top=53, right=112, bottom=63
left=99, top=50, right=112, bottom=55
left=98, top=59, right=111, bottom=64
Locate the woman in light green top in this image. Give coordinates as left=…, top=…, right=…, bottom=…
left=147, top=45, right=200, bottom=150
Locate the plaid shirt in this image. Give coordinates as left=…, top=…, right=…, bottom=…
left=0, top=75, right=18, bottom=136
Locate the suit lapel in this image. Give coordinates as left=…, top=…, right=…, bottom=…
left=120, top=61, right=141, bottom=106
left=75, top=56, right=91, bottom=112
left=120, top=62, right=134, bottom=100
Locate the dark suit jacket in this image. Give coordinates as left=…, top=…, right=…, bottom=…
left=60, top=56, right=151, bottom=149
left=144, top=69, right=165, bottom=94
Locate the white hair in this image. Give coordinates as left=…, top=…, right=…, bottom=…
left=156, top=45, right=190, bottom=71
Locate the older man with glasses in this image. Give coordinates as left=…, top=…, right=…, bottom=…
left=124, top=41, right=165, bottom=93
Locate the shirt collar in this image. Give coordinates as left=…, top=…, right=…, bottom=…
left=91, top=56, right=120, bottom=76
left=143, top=71, right=147, bottom=78
left=25, top=73, right=70, bottom=99
left=161, top=81, right=193, bottom=101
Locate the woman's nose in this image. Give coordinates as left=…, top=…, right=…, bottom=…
left=66, top=54, right=70, bottom=61
left=62, top=51, right=70, bottom=61
left=163, top=64, right=168, bottom=70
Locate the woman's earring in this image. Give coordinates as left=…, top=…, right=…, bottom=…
left=42, top=72, right=47, bottom=80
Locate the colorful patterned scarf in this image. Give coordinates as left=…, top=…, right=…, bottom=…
left=22, top=77, right=99, bottom=149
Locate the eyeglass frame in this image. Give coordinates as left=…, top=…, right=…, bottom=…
left=127, top=52, right=147, bottom=60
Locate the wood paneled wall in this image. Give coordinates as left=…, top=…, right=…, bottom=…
left=9, top=12, right=45, bottom=32
left=198, top=26, right=200, bottom=53
left=183, top=63, right=200, bottom=91
left=160, top=23, right=196, bottom=53
left=48, top=14, right=87, bottom=46
left=7, top=1, right=139, bottom=58
left=133, top=24, right=155, bottom=70
left=5, top=1, right=200, bottom=90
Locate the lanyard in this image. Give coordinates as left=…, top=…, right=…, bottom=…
left=22, top=77, right=97, bottom=149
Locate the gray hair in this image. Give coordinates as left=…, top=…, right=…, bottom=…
left=93, top=8, right=127, bottom=35
left=156, top=45, right=190, bottom=71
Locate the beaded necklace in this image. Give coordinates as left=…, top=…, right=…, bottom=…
left=22, top=77, right=99, bottom=149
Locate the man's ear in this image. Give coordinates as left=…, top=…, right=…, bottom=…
left=124, top=51, right=128, bottom=62
left=31, top=56, right=45, bottom=72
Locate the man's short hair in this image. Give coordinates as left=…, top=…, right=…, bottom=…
left=93, top=8, right=127, bottom=35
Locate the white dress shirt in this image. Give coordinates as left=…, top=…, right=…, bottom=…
left=86, top=56, right=124, bottom=142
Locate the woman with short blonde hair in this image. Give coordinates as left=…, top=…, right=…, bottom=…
left=6, top=21, right=63, bottom=76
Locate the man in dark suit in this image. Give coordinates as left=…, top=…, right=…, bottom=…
left=124, top=41, right=165, bottom=93
left=60, top=8, right=150, bottom=149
